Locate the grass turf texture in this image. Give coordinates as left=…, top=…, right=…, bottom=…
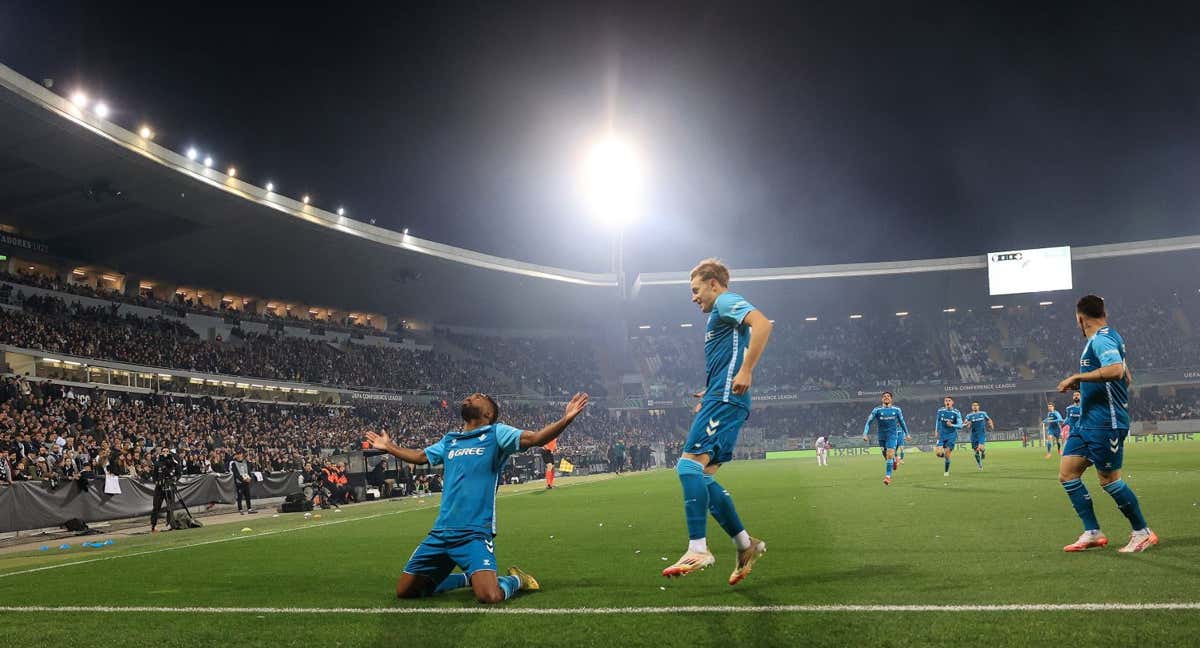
left=2, top=443, right=1199, bottom=647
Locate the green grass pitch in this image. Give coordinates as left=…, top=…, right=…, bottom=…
left=2, top=442, right=1199, bottom=647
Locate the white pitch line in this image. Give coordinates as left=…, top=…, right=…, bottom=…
left=0, top=506, right=433, bottom=580
left=0, top=474, right=613, bottom=580
left=0, top=603, right=1199, bottom=615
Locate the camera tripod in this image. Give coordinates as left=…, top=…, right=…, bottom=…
left=159, top=478, right=196, bottom=529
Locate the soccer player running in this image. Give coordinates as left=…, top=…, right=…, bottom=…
left=1063, top=391, right=1082, bottom=441
left=964, top=401, right=994, bottom=471
left=365, top=391, right=589, bottom=603
left=662, top=259, right=773, bottom=585
left=1057, top=295, right=1156, bottom=553
left=862, top=391, right=909, bottom=486
left=1042, top=402, right=1065, bottom=458
left=934, top=396, right=964, bottom=477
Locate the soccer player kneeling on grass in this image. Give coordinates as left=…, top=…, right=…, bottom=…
left=663, top=259, right=773, bottom=585
left=366, top=391, right=589, bottom=603
left=1057, top=295, right=1156, bottom=553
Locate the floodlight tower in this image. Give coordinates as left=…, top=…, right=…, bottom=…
left=583, top=133, right=643, bottom=297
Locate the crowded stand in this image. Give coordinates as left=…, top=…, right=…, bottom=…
left=637, top=292, right=1200, bottom=397
left=0, top=269, right=386, bottom=336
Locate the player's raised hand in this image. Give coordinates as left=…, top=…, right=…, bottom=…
left=563, top=392, right=589, bottom=421
left=731, top=368, right=753, bottom=395
left=365, top=430, right=392, bottom=451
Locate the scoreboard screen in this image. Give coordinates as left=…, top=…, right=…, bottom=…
left=987, top=246, right=1073, bottom=296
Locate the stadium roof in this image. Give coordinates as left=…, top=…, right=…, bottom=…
left=4, top=61, right=1199, bottom=330
left=0, top=63, right=617, bottom=327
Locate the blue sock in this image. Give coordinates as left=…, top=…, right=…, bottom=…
left=1046, top=441, right=1052, bottom=453
left=944, top=458, right=950, bottom=473
left=974, top=451, right=982, bottom=468
left=899, top=449, right=905, bottom=460
left=1102, top=480, right=1148, bottom=531
left=676, top=459, right=709, bottom=540
left=432, top=572, right=469, bottom=595
left=703, top=475, right=745, bottom=538
left=498, top=574, right=521, bottom=600
left=1062, top=479, right=1100, bottom=531
left=885, top=457, right=894, bottom=477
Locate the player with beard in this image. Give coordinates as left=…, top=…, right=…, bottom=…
left=366, top=391, right=589, bottom=603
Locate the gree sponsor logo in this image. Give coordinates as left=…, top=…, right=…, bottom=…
left=447, top=447, right=485, bottom=459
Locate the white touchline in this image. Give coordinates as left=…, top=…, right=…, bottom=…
left=0, top=603, right=1199, bottom=615
left=0, top=473, right=620, bottom=581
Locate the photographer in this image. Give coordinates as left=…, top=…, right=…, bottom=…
left=150, top=447, right=181, bottom=533
left=228, top=449, right=256, bottom=515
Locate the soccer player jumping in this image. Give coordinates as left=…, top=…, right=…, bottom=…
left=1057, top=295, right=1157, bottom=553
left=366, top=391, right=589, bottom=603
left=863, top=391, right=909, bottom=485
left=964, top=401, right=994, bottom=471
left=663, top=259, right=774, bottom=585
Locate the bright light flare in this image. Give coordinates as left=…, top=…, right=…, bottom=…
left=93, top=102, right=109, bottom=118
left=138, top=125, right=154, bottom=139
left=581, top=135, right=644, bottom=228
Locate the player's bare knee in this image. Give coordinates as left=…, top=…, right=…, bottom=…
left=1096, top=470, right=1120, bottom=486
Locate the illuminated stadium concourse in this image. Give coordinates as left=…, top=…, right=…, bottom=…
left=1, top=4, right=1200, bottom=647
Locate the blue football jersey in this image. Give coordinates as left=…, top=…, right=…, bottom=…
left=965, top=411, right=990, bottom=436
left=1065, top=404, right=1082, bottom=427
left=935, top=407, right=963, bottom=436
left=423, top=423, right=523, bottom=535
left=1078, top=326, right=1130, bottom=429
left=864, top=406, right=909, bottom=437
left=702, top=291, right=756, bottom=411
left=1043, top=410, right=1064, bottom=432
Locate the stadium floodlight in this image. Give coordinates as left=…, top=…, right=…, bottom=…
left=227, top=167, right=237, bottom=178
left=805, top=316, right=818, bottom=321
left=990, top=304, right=1004, bottom=310
left=849, top=314, right=863, bottom=319
left=337, top=207, right=345, bottom=216
left=638, top=324, right=652, bottom=329
left=138, top=125, right=154, bottom=139
left=895, top=311, right=909, bottom=317
left=186, top=147, right=198, bottom=160
left=265, top=181, right=274, bottom=192
left=302, top=195, right=310, bottom=204
left=680, top=323, right=693, bottom=328
left=1039, top=300, right=1054, bottom=306
left=582, top=134, right=644, bottom=228
left=942, top=307, right=957, bottom=313
left=403, top=228, right=409, bottom=235
left=71, top=91, right=89, bottom=107
left=93, top=101, right=109, bottom=118
left=203, top=156, right=213, bottom=168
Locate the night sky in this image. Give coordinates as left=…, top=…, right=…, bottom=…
left=4, top=1, right=1200, bottom=275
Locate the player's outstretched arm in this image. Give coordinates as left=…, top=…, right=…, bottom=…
left=365, top=431, right=429, bottom=465
left=520, top=392, right=589, bottom=450
left=731, top=310, right=774, bottom=395
left=862, top=409, right=876, bottom=441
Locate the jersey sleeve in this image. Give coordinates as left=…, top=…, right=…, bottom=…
left=896, top=408, right=909, bottom=434
left=494, top=423, right=523, bottom=459
left=715, top=292, right=755, bottom=326
left=423, top=435, right=450, bottom=466
left=1092, top=335, right=1125, bottom=367
left=863, top=408, right=878, bottom=436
